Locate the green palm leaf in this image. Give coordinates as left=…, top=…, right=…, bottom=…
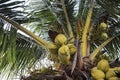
left=0, top=17, right=47, bottom=78
left=0, top=0, right=29, bottom=24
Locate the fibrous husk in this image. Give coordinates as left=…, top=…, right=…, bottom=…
left=91, top=67, right=105, bottom=79
left=55, top=34, right=67, bottom=46
left=67, top=44, right=76, bottom=55
left=106, top=69, right=117, bottom=79
left=97, top=59, right=110, bottom=72
left=58, top=45, right=70, bottom=64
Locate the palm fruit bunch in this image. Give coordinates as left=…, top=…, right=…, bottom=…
left=91, top=22, right=109, bottom=41
left=91, top=59, right=120, bottom=80
left=47, top=34, right=77, bottom=65
left=99, top=22, right=109, bottom=40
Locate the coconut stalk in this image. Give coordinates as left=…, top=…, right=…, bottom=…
left=61, top=0, right=74, bottom=43
left=80, top=1, right=94, bottom=57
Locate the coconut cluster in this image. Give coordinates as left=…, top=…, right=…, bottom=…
left=91, top=59, right=120, bottom=80
left=99, top=22, right=108, bottom=40
left=47, top=34, right=76, bottom=65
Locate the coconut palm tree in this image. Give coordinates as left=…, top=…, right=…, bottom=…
left=0, top=0, right=120, bottom=80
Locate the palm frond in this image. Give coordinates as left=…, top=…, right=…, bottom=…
left=0, top=0, right=29, bottom=24
left=96, top=0, right=120, bottom=16
left=0, top=17, right=47, bottom=78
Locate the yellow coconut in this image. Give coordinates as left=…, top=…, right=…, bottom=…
left=55, top=34, right=67, bottom=46
left=91, top=67, right=105, bottom=79
left=97, top=59, right=109, bottom=72
left=106, top=69, right=117, bottom=79
left=67, top=44, right=77, bottom=55
left=101, top=33, right=108, bottom=40
left=99, top=22, right=107, bottom=30
left=58, top=45, right=70, bottom=64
